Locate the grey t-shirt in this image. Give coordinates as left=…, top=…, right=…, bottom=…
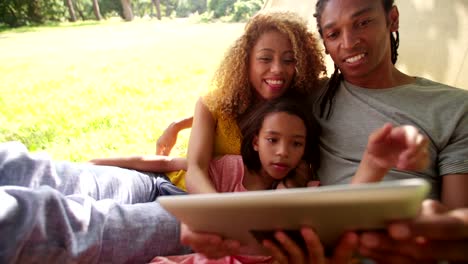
left=312, top=77, right=468, bottom=199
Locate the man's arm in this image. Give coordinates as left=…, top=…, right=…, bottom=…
left=358, top=199, right=468, bottom=263
left=442, top=173, right=468, bottom=209
left=90, top=155, right=187, bottom=172
left=352, top=123, right=429, bottom=184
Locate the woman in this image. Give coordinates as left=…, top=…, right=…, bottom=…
left=94, top=10, right=327, bottom=193
left=185, top=10, right=326, bottom=193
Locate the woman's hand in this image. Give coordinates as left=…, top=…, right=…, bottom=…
left=263, top=227, right=358, bottom=264
left=180, top=223, right=241, bottom=259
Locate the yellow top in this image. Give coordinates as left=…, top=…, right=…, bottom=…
left=211, top=110, right=241, bottom=156
left=166, top=109, right=241, bottom=190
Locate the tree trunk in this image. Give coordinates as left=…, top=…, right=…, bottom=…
left=120, top=0, right=134, bottom=21
left=27, top=0, right=42, bottom=24
left=66, top=0, right=77, bottom=22
left=73, top=0, right=86, bottom=20
left=92, top=0, right=103, bottom=20
left=151, top=0, right=161, bottom=20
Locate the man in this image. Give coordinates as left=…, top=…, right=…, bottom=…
left=311, top=0, right=468, bottom=262
left=312, top=0, right=468, bottom=206
left=180, top=0, right=468, bottom=263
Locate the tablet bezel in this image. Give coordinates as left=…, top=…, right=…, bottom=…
left=158, top=179, right=430, bottom=254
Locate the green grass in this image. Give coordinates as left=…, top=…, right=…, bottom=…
left=0, top=18, right=244, bottom=161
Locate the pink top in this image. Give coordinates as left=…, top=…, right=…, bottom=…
left=150, top=255, right=272, bottom=264
left=150, top=155, right=322, bottom=264
left=209, top=155, right=247, bottom=192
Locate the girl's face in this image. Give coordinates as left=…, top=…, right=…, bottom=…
left=248, top=30, right=296, bottom=100
left=253, top=111, right=306, bottom=181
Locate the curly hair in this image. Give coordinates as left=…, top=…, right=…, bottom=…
left=204, top=10, right=327, bottom=120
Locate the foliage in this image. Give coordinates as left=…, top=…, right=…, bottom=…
left=196, top=10, right=215, bottom=23
left=175, top=0, right=207, bottom=18
left=231, top=0, right=262, bottom=22
left=134, top=0, right=153, bottom=18
left=208, top=0, right=236, bottom=18
left=98, top=0, right=124, bottom=19
left=204, top=0, right=262, bottom=21
left=0, top=0, right=261, bottom=27
left=0, top=0, right=66, bottom=27
left=73, top=0, right=94, bottom=20
left=175, top=0, right=190, bottom=17
left=68, top=0, right=122, bottom=21
left=190, top=0, right=208, bottom=14
left=161, top=0, right=177, bottom=17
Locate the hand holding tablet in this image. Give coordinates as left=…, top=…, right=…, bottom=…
left=158, top=178, right=430, bottom=254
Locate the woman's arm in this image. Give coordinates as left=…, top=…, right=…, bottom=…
left=156, top=117, right=193, bottom=155
left=185, top=98, right=218, bottom=193
left=90, top=155, right=187, bottom=172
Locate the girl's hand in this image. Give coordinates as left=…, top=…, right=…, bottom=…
left=366, top=123, right=429, bottom=172
left=179, top=223, right=241, bottom=259
left=263, top=227, right=358, bottom=264
left=277, top=161, right=314, bottom=189
left=156, top=126, right=178, bottom=155
left=157, top=117, right=193, bottom=155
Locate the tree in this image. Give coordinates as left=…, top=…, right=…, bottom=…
left=232, top=0, right=263, bottom=22
left=208, top=0, right=236, bottom=18
left=121, top=0, right=133, bottom=21
left=73, top=0, right=86, bottom=20
left=151, top=0, right=161, bottom=20
left=27, top=0, right=43, bottom=24
left=161, top=0, right=177, bottom=17
left=65, top=0, right=77, bottom=22
left=191, top=0, right=207, bottom=14
left=92, top=0, right=102, bottom=20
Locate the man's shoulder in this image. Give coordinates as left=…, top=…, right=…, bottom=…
left=404, top=78, right=468, bottom=115
left=399, top=77, right=468, bottom=104
left=413, top=77, right=468, bottom=94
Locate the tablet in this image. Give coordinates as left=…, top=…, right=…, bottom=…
left=158, top=178, right=430, bottom=254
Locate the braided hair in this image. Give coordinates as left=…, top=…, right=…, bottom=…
left=314, top=0, right=400, bottom=119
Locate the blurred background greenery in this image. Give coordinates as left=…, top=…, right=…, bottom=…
left=0, top=0, right=264, bottom=28
left=0, top=14, right=247, bottom=161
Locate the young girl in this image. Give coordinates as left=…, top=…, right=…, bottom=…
left=150, top=95, right=428, bottom=264
left=207, top=94, right=320, bottom=193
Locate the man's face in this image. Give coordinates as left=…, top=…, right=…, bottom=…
left=319, top=0, right=398, bottom=87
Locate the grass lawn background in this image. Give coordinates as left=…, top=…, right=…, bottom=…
left=0, top=18, right=244, bottom=161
